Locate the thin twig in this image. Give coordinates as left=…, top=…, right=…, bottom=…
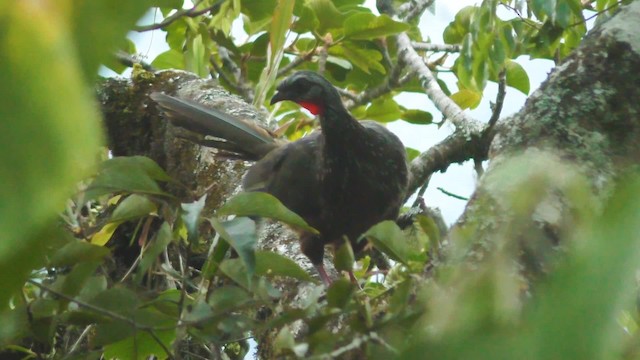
left=487, top=68, right=506, bottom=129
left=277, top=50, right=316, bottom=77
left=317, top=37, right=330, bottom=75
left=210, top=55, right=248, bottom=97
left=115, top=51, right=155, bottom=71
left=27, top=279, right=175, bottom=358
left=135, top=1, right=224, bottom=32
left=344, top=62, right=409, bottom=109
left=216, top=47, right=254, bottom=102
left=396, top=32, right=483, bottom=133
left=436, top=187, right=469, bottom=201
left=68, top=325, right=93, bottom=354
left=411, top=175, right=431, bottom=207
left=570, top=0, right=624, bottom=27
left=499, top=3, right=542, bottom=29
left=335, top=88, right=358, bottom=102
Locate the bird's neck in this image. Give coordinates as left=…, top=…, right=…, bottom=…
left=318, top=104, right=363, bottom=147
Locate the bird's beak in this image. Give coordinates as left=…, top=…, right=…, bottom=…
left=270, top=90, right=288, bottom=105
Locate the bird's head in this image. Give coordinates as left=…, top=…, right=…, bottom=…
left=270, top=71, right=339, bottom=115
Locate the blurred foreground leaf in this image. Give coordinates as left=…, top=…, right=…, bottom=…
left=0, top=2, right=103, bottom=308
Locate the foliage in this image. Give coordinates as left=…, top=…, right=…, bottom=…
left=1, top=0, right=639, bottom=359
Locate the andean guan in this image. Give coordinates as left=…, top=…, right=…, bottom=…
left=151, top=71, right=409, bottom=285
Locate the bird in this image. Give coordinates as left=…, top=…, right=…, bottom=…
left=151, top=71, right=409, bottom=285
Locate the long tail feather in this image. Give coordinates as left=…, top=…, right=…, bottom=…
left=151, top=92, right=278, bottom=160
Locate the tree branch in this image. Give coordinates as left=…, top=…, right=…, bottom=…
left=277, top=50, right=316, bottom=77
left=115, top=50, right=155, bottom=71
left=411, top=42, right=461, bottom=53
left=407, top=131, right=486, bottom=197
left=344, top=63, right=410, bottom=109
left=396, top=33, right=483, bottom=133
left=487, top=68, right=506, bottom=129
left=397, top=0, right=436, bottom=22
left=135, top=1, right=224, bottom=32
left=216, top=47, right=254, bottom=102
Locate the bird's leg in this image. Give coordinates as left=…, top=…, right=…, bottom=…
left=315, top=263, right=333, bottom=286
left=301, top=233, right=333, bottom=286
left=347, top=271, right=358, bottom=284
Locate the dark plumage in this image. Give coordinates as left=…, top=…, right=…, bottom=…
left=152, top=71, right=408, bottom=284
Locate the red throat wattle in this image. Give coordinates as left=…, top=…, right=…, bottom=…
left=298, top=101, right=322, bottom=115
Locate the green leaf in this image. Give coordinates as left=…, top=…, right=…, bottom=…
left=405, top=147, right=421, bottom=162
left=443, top=6, right=476, bottom=44
left=274, top=326, right=297, bottom=354
left=270, top=0, right=295, bottom=62
left=155, top=0, right=184, bottom=9
left=185, top=34, right=208, bottom=78
left=76, top=275, right=109, bottom=303
left=305, top=0, right=346, bottom=34
left=85, top=156, right=172, bottom=200
left=110, top=194, right=157, bottom=223
left=219, top=258, right=251, bottom=289
left=255, top=251, right=314, bottom=282
left=531, top=0, right=557, bottom=21
left=0, top=2, right=103, bottom=308
left=182, top=299, right=214, bottom=324
left=243, top=16, right=272, bottom=35
left=48, top=241, right=110, bottom=268
left=201, top=230, right=231, bottom=279
left=331, top=43, right=385, bottom=74
left=326, top=279, right=355, bottom=309
left=135, top=222, right=174, bottom=283
left=53, top=261, right=101, bottom=307
left=364, top=220, right=412, bottom=265
left=210, top=0, right=240, bottom=34
left=326, top=55, right=353, bottom=70
left=165, top=18, right=188, bottom=50
left=218, top=192, right=318, bottom=234
left=91, top=222, right=122, bottom=246
left=90, top=287, right=140, bottom=317
left=210, top=217, right=257, bottom=277
left=416, top=214, right=441, bottom=251
left=526, top=177, right=640, bottom=359
left=151, top=48, right=185, bottom=70
left=242, top=0, right=277, bottom=20
left=208, top=286, right=253, bottom=314
left=365, top=96, right=401, bottom=122
left=450, top=89, right=482, bottom=109
left=253, top=0, right=294, bottom=106
left=334, top=240, right=355, bottom=272
left=504, top=59, right=530, bottom=95
left=104, top=329, right=175, bottom=360
left=182, top=194, right=207, bottom=243
left=344, top=13, right=410, bottom=40
left=401, top=109, right=433, bottom=125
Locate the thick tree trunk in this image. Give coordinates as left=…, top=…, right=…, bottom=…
left=450, top=2, right=640, bottom=280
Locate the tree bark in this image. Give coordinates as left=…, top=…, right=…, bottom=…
left=450, top=1, right=640, bottom=280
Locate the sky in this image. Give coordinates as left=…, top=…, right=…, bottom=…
left=125, top=1, right=556, bottom=224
